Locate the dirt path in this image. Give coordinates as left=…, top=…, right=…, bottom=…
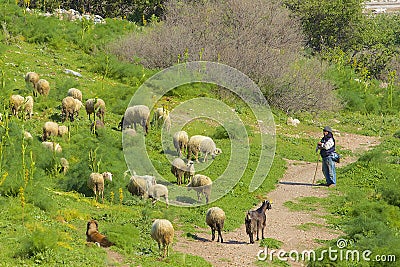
left=173, top=133, right=380, bottom=266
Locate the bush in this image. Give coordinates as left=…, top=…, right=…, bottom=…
left=110, top=0, right=337, bottom=113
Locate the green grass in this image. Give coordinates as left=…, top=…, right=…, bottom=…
left=0, top=1, right=399, bottom=266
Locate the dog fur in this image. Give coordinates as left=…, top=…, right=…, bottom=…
left=86, top=219, right=114, bottom=247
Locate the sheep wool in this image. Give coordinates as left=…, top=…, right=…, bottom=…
left=85, top=98, right=106, bottom=122
left=127, top=174, right=156, bottom=198
left=171, top=158, right=186, bottom=185
left=206, top=207, right=226, bottom=243
left=151, top=219, right=174, bottom=258
left=199, top=137, right=222, bottom=162
left=173, top=130, right=189, bottom=157
left=187, top=174, right=212, bottom=204
left=24, top=96, right=34, bottom=119
left=25, top=72, right=39, bottom=87
left=10, top=95, right=25, bottom=117
left=62, top=96, right=77, bottom=122
left=58, top=125, right=69, bottom=137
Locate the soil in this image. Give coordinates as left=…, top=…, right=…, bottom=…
left=172, top=132, right=380, bottom=267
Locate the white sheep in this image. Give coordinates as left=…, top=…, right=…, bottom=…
left=148, top=184, right=169, bottom=208
left=171, top=158, right=186, bottom=185
left=25, top=72, right=39, bottom=95
left=42, top=141, right=62, bottom=153
left=151, top=219, right=174, bottom=258
left=35, top=79, right=50, bottom=96
left=121, top=105, right=150, bottom=134
left=286, top=117, right=300, bottom=127
left=42, top=121, right=69, bottom=141
left=87, top=172, right=113, bottom=203
left=60, top=157, right=69, bottom=175
left=23, top=131, right=33, bottom=140
left=187, top=174, right=212, bottom=204
left=85, top=98, right=106, bottom=122
left=126, top=172, right=156, bottom=198
left=42, top=121, right=59, bottom=141
left=187, top=135, right=222, bottom=162
left=10, top=95, right=34, bottom=119
left=62, top=96, right=81, bottom=122
left=173, top=130, right=189, bottom=157
left=10, top=95, right=24, bottom=117
left=184, top=160, right=195, bottom=184
left=67, top=88, right=83, bottom=102
left=206, top=207, right=226, bottom=243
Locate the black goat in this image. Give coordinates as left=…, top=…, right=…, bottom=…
left=245, top=200, right=272, bottom=244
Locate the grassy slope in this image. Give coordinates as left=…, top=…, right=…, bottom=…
left=0, top=3, right=399, bottom=266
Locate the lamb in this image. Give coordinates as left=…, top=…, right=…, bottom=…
left=148, top=184, right=169, bottom=208
left=173, top=131, right=189, bottom=157
left=244, top=200, right=272, bottom=244
left=23, top=96, right=34, bottom=119
left=187, top=174, right=212, bottom=204
left=67, top=88, right=83, bottom=102
left=42, top=121, right=68, bottom=141
left=183, top=160, right=195, bottom=184
left=86, top=219, right=114, bottom=247
left=126, top=172, right=156, bottom=198
left=85, top=98, right=106, bottom=122
left=42, top=141, right=62, bottom=153
left=62, top=96, right=81, bottom=122
left=120, top=105, right=150, bottom=134
left=35, top=79, right=50, bottom=96
left=151, top=219, right=174, bottom=258
left=187, top=135, right=222, bottom=162
left=206, top=207, right=226, bottom=243
left=87, top=172, right=113, bottom=203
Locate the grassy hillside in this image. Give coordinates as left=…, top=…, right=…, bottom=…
left=0, top=2, right=399, bottom=266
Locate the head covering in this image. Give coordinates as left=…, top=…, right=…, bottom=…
left=323, top=126, right=333, bottom=133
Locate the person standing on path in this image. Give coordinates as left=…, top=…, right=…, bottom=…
left=317, top=126, right=337, bottom=187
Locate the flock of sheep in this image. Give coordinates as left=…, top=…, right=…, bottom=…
left=10, top=72, right=272, bottom=258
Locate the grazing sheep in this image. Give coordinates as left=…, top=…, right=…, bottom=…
left=42, top=121, right=59, bottom=141
left=62, top=96, right=79, bottom=122
left=173, top=131, right=189, bottom=157
left=122, top=105, right=150, bottom=133
left=58, top=125, right=69, bottom=137
left=206, top=207, right=226, bottom=243
left=184, top=160, right=195, bottom=184
left=126, top=173, right=156, bottom=198
left=121, top=105, right=150, bottom=134
left=87, top=172, right=113, bottom=203
left=73, top=98, right=83, bottom=118
left=187, top=135, right=222, bottom=162
left=23, top=131, right=33, bottom=140
left=287, top=117, right=300, bottom=127
left=85, top=98, right=106, bottom=122
left=151, top=219, right=174, bottom=258
left=60, top=157, right=69, bottom=175
left=25, top=72, right=39, bottom=96
left=148, top=184, right=169, bottom=208
left=90, top=120, right=105, bottom=136
left=171, top=158, right=186, bottom=185
left=187, top=174, right=212, bottom=204
left=10, top=95, right=24, bottom=117
left=42, top=141, right=62, bottom=153
left=86, top=219, right=114, bottom=247
left=160, top=110, right=171, bottom=133
left=245, top=200, right=272, bottom=244
left=67, top=88, right=83, bottom=102
left=35, top=79, right=50, bottom=96
left=10, top=95, right=34, bottom=119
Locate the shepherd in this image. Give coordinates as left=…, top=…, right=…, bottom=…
left=317, top=126, right=338, bottom=187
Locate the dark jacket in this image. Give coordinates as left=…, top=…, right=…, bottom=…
left=319, top=132, right=335, bottom=158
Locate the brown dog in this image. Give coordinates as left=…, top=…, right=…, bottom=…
left=86, top=219, right=114, bottom=247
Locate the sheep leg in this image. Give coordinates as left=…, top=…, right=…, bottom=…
left=217, top=226, right=223, bottom=243
left=203, top=153, right=208, bottom=162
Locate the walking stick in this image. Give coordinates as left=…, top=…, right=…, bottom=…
left=312, top=145, right=319, bottom=185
